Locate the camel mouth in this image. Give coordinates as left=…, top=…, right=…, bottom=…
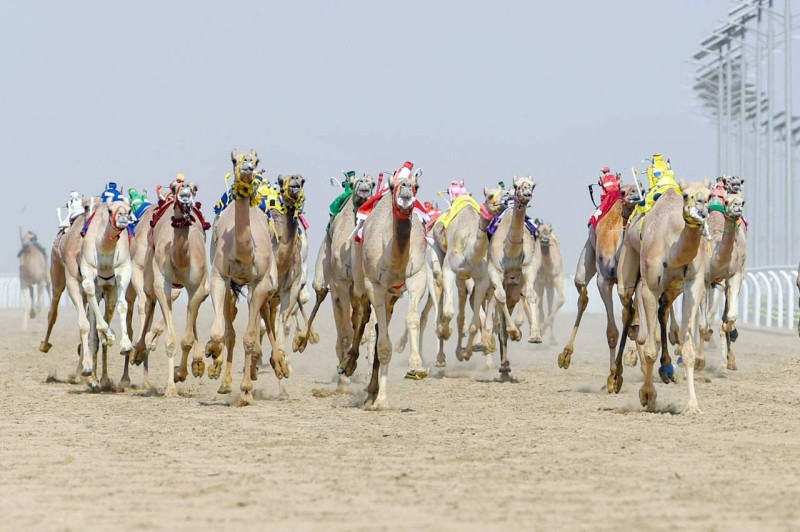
left=396, top=193, right=415, bottom=211
left=115, top=214, right=131, bottom=229
left=540, top=237, right=551, bottom=245
left=356, top=184, right=372, bottom=199
left=689, top=206, right=708, bottom=224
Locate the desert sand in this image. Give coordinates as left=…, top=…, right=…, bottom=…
left=1, top=302, right=799, bottom=531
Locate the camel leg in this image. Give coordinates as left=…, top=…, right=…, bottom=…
left=152, top=271, right=179, bottom=396
left=558, top=240, right=596, bottom=368
left=404, top=270, right=427, bottom=379
left=40, top=260, right=66, bottom=353
left=522, top=275, right=542, bottom=344
left=99, top=288, right=117, bottom=390
left=21, top=285, right=32, bottom=332
left=35, top=282, right=45, bottom=328
left=638, top=285, right=659, bottom=411
left=217, top=290, right=237, bottom=394
left=331, top=279, right=354, bottom=390
left=453, top=278, right=468, bottom=361
left=113, top=266, right=133, bottom=354
left=366, top=286, right=392, bottom=409
left=545, top=277, right=565, bottom=345
left=596, top=273, right=620, bottom=377
left=437, top=264, right=457, bottom=341
left=87, top=300, right=101, bottom=391
left=65, top=276, right=94, bottom=378
left=722, top=273, right=743, bottom=370
left=464, top=270, right=490, bottom=363
left=496, top=307, right=512, bottom=380
left=183, top=282, right=208, bottom=381
left=488, top=267, right=522, bottom=342
left=680, top=276, right=704, bottom=414
left=657, top=295, right=677, bottom=383
left=204, top=272, right=227, bottom=369
left=340, top=297, right=370, bottom=377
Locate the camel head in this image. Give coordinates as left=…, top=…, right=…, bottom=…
left=173, top=181, right=198, bottom=211
left=723, top=193, right=745, bottom=220
left=276, top=174, right=306, bottom=213
left=482, top=186, right=507, bottom=219
left=389, top=163, right=418, bottom=220
left=620, top=184, right=641, bottom=222
left=106, top=198, right=132, bottom=231
left=230, top=149, right=260, bottom=183
left=723, top=175, right=744, bottom=194
left=679, top=180, right=711, bottom=228
left=20, top=230, right=37, bottom=246
left=511, top=175, right=535, bottom=209
left=537, top=222, right=554, bottom=246
left=352, top=174, right=375, bottom=208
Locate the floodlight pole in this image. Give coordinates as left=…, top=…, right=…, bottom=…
left=718, top=48, right=725, bottom=176
left=785, top=0, right=793, bottom=263
left=767, top=0, right=775, bottom=264
left=755, top=1, right=763, bottom=266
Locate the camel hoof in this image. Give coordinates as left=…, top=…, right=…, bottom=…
left=434, top=359, right=446, bottom=368
left=437, top=322, right=452, bottom=341
left=729, top=328, right=739, bottom=342
left=472, top=342, right=485, bottom=353
left=174, top=368, right=187, bottom=383
left=191, top=359, right=205, bottom=379
left=217, top=381, right=232, bottom=394
left=638, top=385, right=656, bottom=410
left=528, top=335, right=542, bottom=344
left=81, top=366, right=94, bottom=378
left=508, top=327, right=522, bottom=342
left=694, top=358, right=706, bottom=371
left=119, top=338, right=133, bottom=354
left=727, top=359, right=738, bottom=371
left=100, top=377, right=115, bottom=392
left=309, top=330, right=320, bottom=344
left=658, top=364, right=675, bottom=384
left=39, top=341, right=52, bottom=353
left=204, top=340, right=222, bottom=360
left=237, top=391, right=254, bottom=406
left=88, top=381, right=101, bottom=393
left=207, top=358, right=222, bottom=379
left=622, top=348, right=638, bottom=367
left=404, top=369, right=428, bottom=380
left=700, top=328, right=713, bottom=342
left=685, top=401, right=703, bottom=415
left=557, top=349, right=572, bottom=369
left=292, top=333, right=307, bottom=353
left=270, top=352, right=290, bottom=379
left=119, top=376, right=131, bottom=389
left=339, top=354, right=358, bottom=377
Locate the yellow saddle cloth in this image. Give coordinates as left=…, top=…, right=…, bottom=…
left=435, top=195, right=481, bottom=231
left=631, top=172, right=681, bottom=220
left=257, top=182, right=284, bottom=214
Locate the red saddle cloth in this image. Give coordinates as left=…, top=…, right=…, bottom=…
left=588, top=184, right=621, bottom=228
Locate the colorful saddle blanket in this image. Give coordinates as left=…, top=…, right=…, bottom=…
left=434, top=195, right=481, bottom=231
left=588, top=185, right=622, bottom=228
left=353, top=191, right=430, bottom=243
left=630, top=173, right=681, bottom=220
left=486, top=209, right=539, bottom=240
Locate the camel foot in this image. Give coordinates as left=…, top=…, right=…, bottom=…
left=119, top=337, right=133, bottom=354
left=309, top=329, right=320, bottom=344
left=81, top=366, right=94, bottom=378
left=339, top=352, right=358, bottom=377
left=405, top=369, right=428, bottom=380
left=236, top=391, right=254, bottom=406
left=434, top=357, right=447, bottom=368
left=207, top=358, right=222, bottom=379
left=638, top=383, right=657, bottom=410
left=658, top=364, right=675, bottom=384
left=174, top=367, right=187, bottom=383
left=204, top=339, right=222, bottom=360
left=727, top=358, right=738, bottom=371
left=292, top=333, right=308, bottom=353
left=700, top=328, right=713, bottom=343
left=507, top=326, right=522, bottom=342
left=472, top=342, right=485, bottom=353
left=119, top=375, right=131, bottom=389
left=606, top=370, right=623, bottom=394
left=622, top=347, right=638, bottom=367
left=557, top=348, right=572, bottom=369
left=270, top=351, right=290, bottom=379
left=437, top=321, right=452, bottom=341
left=39, top=341, right=52, bottom=353
left=685, top=400, right=703, bottom=415
left=87, top=380, right=101, bottom=393
left=669, top=328, right=680, bottom=346
left=191, top=359, right=205, bottom=379
left=217, top=376, right=232, bottom=394
left=694, top=358, right=706, bottom=371
left=364, top=396, right=388, bottom=410
left=99, top=376, right=115, bottom=392
left=101, top=329, right=116, bottom=347
left=729, top=328, right=739, bottom=343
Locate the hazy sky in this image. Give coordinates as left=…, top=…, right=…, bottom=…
left=1, top=0, right=729, bottom=275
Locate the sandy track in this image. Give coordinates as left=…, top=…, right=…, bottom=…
left=1, top=304, right=799, bottom=531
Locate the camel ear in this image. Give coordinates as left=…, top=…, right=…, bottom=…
left=484, top=186, right=490, bottom=198
left=703, top=178, right=711, bottom=189
left=231, top=149, right=238, bottom=163
left=513, top=175, right=519, bottom=186
left=277, top=174, right=284, bottom=187
left=250, top=149, right=257, bottom=158
left=679, top=178, right=687, bottom=189
left=300, top=175, right=305, bottom=187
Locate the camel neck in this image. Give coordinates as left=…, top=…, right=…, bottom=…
left=505, top=207, right=527, bottom=258
left=276, top=209, right=299, bottom=272
left=390, top=213, right=412, bottom=271
left=233, top=196, right=254, bottom=264
left=98, top=215, right=124, bottom=252
left=667, top=223, right=703, bottom=267
left=714, top=217, right=739, bottom=271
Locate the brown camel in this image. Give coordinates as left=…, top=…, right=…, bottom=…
left=557, top=184, right=639, bottom=370
left=264, top=174, right=307, bottom=395
left=530, top=222, right=565, bottom=345
left=340, top=164, right=428, bottom=408
left=131, top=181, right=209, bottom=396
left=430, top=186, right=505, bottom=365
left=616, top=180, right=711, bottom=413
left=205, top=150, right=287, bottom=404
left=699, top=192, right=746, bottom=370
left=18, top=228, right=50, bottom=332
left=485, top=175, right=539, bottom=379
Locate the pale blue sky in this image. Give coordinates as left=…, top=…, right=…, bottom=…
left=1, top=0, right=728, bottom=273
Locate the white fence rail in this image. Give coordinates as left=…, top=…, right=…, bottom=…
left=739, top=266, right=799, bottom=329
left=0, top=274, right=62, bottom=310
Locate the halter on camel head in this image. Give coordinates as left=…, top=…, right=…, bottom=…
left=276, top=174, right=306, bottom=217
left=389, top=161, right=419, bottom=221
left=107, top=199, right=132, bottom=232
left=352, top=173, right=375, bottom=208
left=230, top=149, right=262, bottom=207
left=511, top=175, right=535, bottom=210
